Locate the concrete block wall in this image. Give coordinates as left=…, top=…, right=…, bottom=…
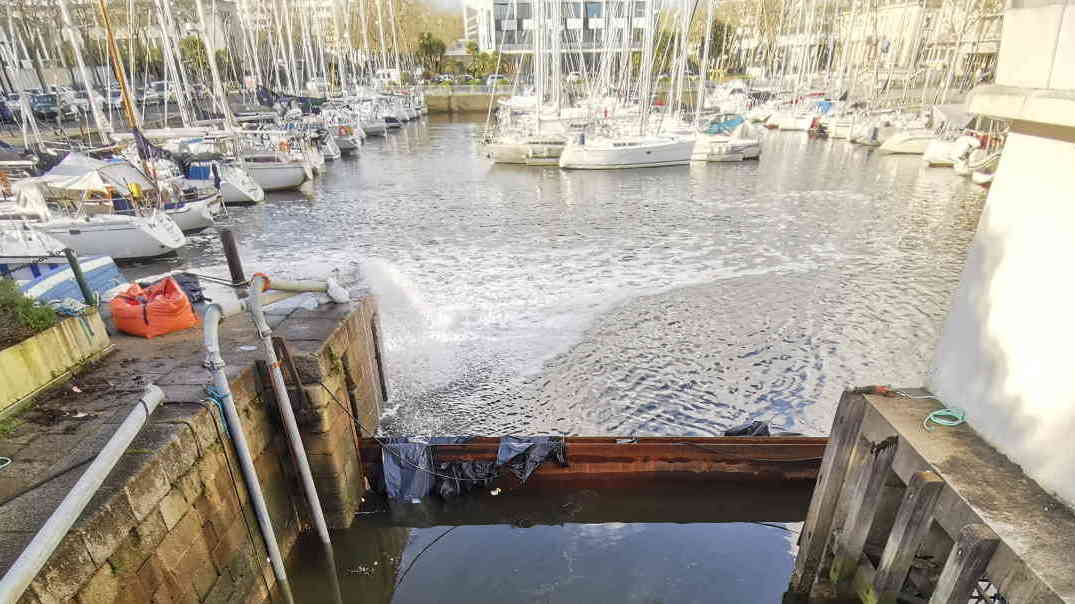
left=8, top=296, right=385, bottom=603
left=930, top=0, right=1075, bottom=510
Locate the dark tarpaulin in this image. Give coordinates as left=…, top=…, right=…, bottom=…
left=724, top=420, right=771, bottom=436
left=496, top=436, right=568, bottom=482
left=379, top=436, right=568, bottom=500
left=381, top=437, right=469, bottom=500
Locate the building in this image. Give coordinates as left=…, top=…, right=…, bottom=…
left=462, top=0, right=655, bottom=62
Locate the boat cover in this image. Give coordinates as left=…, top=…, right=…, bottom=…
left=38, top=153, right=153, bottom=193
left=932, top=104, right=974, bottom=129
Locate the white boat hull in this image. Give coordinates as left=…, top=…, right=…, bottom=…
left=166, top=193, right=220, bottom=233
left=559, top=138, right=695, bottom=170
left=879, top=131, right=934, bottom=155
left=691, top=137, right=761, bottom=162
left=246, top=162, right=308, bottom=191
left=33, top=213, right=186, bottom=261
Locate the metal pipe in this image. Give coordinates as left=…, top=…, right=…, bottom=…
left=0, top=385, right=165, bottom=604
left=203, top=304, right=296, bottom=604
left=219, top=229, right=247, bottom=293
left=247, top=275, right=337, bottom=549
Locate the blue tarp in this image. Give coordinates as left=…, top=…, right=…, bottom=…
left=706, top=114, right=745, bottom=135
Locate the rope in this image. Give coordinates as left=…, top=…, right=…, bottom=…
left=191, top=399, right=278, bottom=604
left=923, top=408, right=966, bottom=431
left=203, top=385, right=231, bottom=436
left=394, top=526, right=459, bottom=588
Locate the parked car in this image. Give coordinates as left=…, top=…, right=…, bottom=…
left=148, top=80, right=175, bottom=102
left=71, top=89, right=104, bottom=112
left=29, top=94, right=78, bottom=120
left=4, top=94, right=23, bottom=117
left=485, top=74, right=510, bottom=87
left=0, top=100, right=15, bottom=123
left=104, top=89, right=125, bottom=110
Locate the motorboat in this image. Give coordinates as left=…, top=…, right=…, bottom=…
left=488, top=135, right=567, bottom=166
left=691, top=114, right=761, bottom=162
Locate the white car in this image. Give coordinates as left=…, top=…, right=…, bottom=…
left=485, top=74, right=510, bottom=87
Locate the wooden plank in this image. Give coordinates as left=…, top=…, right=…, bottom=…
left=865, top=471, right=945, bottom=604
left=867, top=394, right=1075, bottom=602
left=829, top=434, right=899, bottom=591
left=785, top=391, right=869, bottom=600
left=929, top=524, right=999, bottom=604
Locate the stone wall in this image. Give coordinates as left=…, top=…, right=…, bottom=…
left=1, top=295, right=385, bottom=604
left=425, top=92, right=511, bottom=113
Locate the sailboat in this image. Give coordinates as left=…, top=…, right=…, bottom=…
left=691, top=114, right=761, bottom=162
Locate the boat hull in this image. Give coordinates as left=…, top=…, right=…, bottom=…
left=33, top=213, right=186, bottom=261
left=10, top=255, right=124, bottom=304
left=245, top=163, right=308, bottom=192
left=166, top=193, right=220, bottom=233
left=559, top=139, right=695, bottom=170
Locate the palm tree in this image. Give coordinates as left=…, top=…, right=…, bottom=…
left=416, top=32, right=447, bottom=74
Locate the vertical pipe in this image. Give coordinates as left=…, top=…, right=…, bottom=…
left=0, top=385, right=165, bottom=604
left=203, top=305, right=296, bottom=604
left=219, top=228, right=247, bottom=288
left=247, top=276, right=333, bottom=547
left=62, top=248, right=95, bottom=305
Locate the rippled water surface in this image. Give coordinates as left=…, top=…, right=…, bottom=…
left=141, top=115, right=985, bottom=436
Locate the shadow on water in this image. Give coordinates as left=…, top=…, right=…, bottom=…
left=289, top=483, right=811, bottom=603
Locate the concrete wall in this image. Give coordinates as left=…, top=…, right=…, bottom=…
left=2, top=296, right=385, bottom=603
left=995, top=0, right=1075, bottom=90
left=425, top=92, right=511, bottom=113
left=929, top=0, right=1075, bottom=510
left=0, top=311, right=112, bottom=418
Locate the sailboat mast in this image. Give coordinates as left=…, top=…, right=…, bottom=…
left=58, top=0, right=110, bottom=144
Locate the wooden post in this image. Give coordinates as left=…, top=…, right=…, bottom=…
left=785, top=391, right=868, bottom=601
left=829, top=435, right=899, bottom=591
left=929, top=524, right=999, bottom=604
left=864, top=471, right=945, bottom=604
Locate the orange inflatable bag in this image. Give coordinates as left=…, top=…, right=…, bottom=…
left=111, top=277, right=200, bottom=338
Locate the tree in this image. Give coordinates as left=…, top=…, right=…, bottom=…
left=415, top=32, right=446, bottom=73
left=179, top=37, right=208, bottom=80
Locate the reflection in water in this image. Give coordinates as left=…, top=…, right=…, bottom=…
left=290, top=486, right=806, bottom=603
left=130, top=116, right=983, bottom=437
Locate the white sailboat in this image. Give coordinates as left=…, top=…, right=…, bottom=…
left=559, top=135, right=696, bottom=169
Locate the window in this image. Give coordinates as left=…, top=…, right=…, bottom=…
left=494, top=2, right=513, bottom=19
left=562, top=2, right=582, bottom=17
left=585, top=2, right=602, bottom=18
left=517, top=2, right=532, bottom=18
left=634, top=0, right=646, bottom=17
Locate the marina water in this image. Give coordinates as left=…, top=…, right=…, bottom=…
left=134, top=115, right=985, bottom=439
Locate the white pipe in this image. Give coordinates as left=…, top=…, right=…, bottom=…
left=0, top=385, right=165, bottom=604
left=247, top=274, right=346, bottom=551
left=203, top=304, right=296, bottom=604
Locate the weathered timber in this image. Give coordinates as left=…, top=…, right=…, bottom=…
left=829, top=435, right=899, bottom=591
left=929, top=524, right=999, bottom=604
left=785, top=392, right=868, bottom=601
left=865, top=471, right=945, bottom=604
left=358, top=436, right=826, bottom=487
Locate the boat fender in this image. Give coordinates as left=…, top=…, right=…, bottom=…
left=326, top=278, right=349, bottom=304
